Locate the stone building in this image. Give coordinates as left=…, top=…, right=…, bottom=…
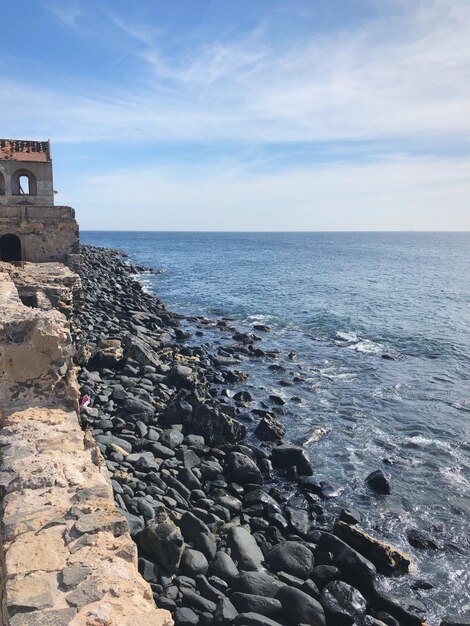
left=0, top=138, right=79, bottom=262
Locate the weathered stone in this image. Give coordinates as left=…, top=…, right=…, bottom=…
left=265, top=541, right=314, bottom=579
left=227, top=526, right=265, bottom=571
left=208, top=550, right=240, bottom=583
left=234, top=613, right=283, bottom=626
left=181, top=547, right=209, bottom=576
left=333, top=521, right=413, bottom=576
left=271, top=444, right=313, bottom=476
left=7, top=571, right=56, bottom=612
left=136, top=508, right=185, bottom=573
left=255, top=416, right=285, bottom=441
left=231, top=593, right=282, bottom=618
left=61, top=564, right=92, bottom=589
left=365, top=470, right=391, bottom=495
left=317, top=532, right=377, bottom=597
left=66, top=575, right=103, bottom=609
left=226, top=451, right=263, bottom=485
left=276, top=586, right=326, bottom=626
left=9, top=609, right=78, bottom=626
left=233, top=572, right=284, bottom=597
left=74, top=510, right=128, bottom=537
left=320, top=580, right=367, bottom=625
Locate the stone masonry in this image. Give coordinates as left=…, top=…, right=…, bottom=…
left=0, top=265, right=173, bottom=626
left=0, top=139, right=79, bottom=263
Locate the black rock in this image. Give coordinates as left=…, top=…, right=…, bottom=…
left=135, top=509, right=185, bottom=574
left=311, top=565, right=340, bottom=590
left=371, top=590, right=427, bottom=625
left=122, top=397, right=155, bottom=416
left=121, top=510, right=144, bottom=536
left=195, top=574, right=224, bottom=602
left=161, top=428, right=185, bottom=449
left=208, top=551, right=240, bottom=583
left=319, top=580, right=367, bottom=625
left=276, top=585, right=326, bottom=626
left=226, top=451, right=263, bottom=485
left=234, top=613, right=283, bottom=626
left=271, top=444, right=313, bottom=476
left=255, top=417, right=285, bottom=441
left=231, top=593, right=282, bottom=618
left=233, top=572, right=284, bottom=597
left=407, top=528, right=439, bottom=550
left=181, top=590, right=217, bottom=613
left=317, top=533, right=376, bottom=597
left=227, top=526, right=265, bottom=571
left=338, top=507, right=362, bottom=525
left=365, top=470, right=391, bottom=495
left=174, top=606, right=199, bottom=626
left=181, top=547, right=209, bottom=577
left=214, top=596, right=239, bottom=625
left=286, top=507, right=309, bottom=536
left=264, top=541, right=314, bottom=579
left=138, top=557, right=158, bottom=582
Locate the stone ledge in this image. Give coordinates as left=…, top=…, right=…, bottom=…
left=0, top=268, right=173, bottom=626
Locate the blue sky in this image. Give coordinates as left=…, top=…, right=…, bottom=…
left=1, top=0, right=469, bottom=230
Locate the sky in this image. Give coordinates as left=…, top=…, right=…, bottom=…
left=1, top=0, right=469, bottom=231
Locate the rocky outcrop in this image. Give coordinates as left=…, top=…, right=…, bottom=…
left=0, top=267, right=172, bottom=626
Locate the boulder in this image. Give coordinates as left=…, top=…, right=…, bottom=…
left=311, top=565, right=340, bottom=590
left=317, top=532, right=376, bottom=597
left=214, top=596, right=239, bottom=625
left=407, top=528, right=439, bottom=550
left=276, top=586, right=326, bottom=625
left=265, top=541, right=314, bottom=579
left=320, top=580, right=367, bottom=625
left=122, top=397, right=155, bottom=416
left=179, top=512, right=217, bottom=560
left=234, top=613, right=283, bottom=626
left=233, top=572, right=284, bottom=597
left=255, top=417, right=285, bottom=441
left=187, top=404, right=247, bottom=445
left=271, top=444, right=313, bottom=476
left=333, top=521, right=413, bottom=576
left=181, top=548, right=209, bottom=577
left=371, top=589, right=427, bottom=626
left=365, top=470, right=391, bottom=495
left=135, top=509, right=185, bottom=573
left=226, top=451, right=263, bottom=485
left=231, top=593, right=282, bottom=618
left=227, top=527, right=264, bottom=571
left=209, top=551, right=240, bottom=583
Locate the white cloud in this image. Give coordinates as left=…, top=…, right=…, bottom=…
left=43, top=0, right=81, bottom=28
left=4, top=0, right=470, bottom=145
left=63, top=155, right=470, bottom=231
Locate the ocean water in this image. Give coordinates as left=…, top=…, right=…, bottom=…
left=81, top=231, right=470, bottom=622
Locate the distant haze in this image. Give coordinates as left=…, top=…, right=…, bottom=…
left=2, top=0, right=470, bottom=230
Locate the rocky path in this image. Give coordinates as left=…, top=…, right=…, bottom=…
left=72, top=245, right=454, bottom=626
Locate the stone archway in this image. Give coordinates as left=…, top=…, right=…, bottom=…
left=0, top=234, right=22, bottom=262
left=11, top=168, right=37, bottom=196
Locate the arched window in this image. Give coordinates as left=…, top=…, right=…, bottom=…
left=0, top=234, right=22, bottom=262
left=11, top=169, right=37, bottom=196
left=0, top=171, right=5, bottom=195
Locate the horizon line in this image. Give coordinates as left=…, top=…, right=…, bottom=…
left=80, top=229, right=470, bottom=234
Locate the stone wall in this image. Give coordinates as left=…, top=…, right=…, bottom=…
left=0, top=266, right=173, bottom=626
left=0, top=152, right=54, bottom=206
left=0, top=206, right=79, bottom=262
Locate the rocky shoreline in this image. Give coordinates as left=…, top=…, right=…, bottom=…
left=71, top=245, right=458, bottom=626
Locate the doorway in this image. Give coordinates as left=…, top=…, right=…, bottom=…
left=0, top=234, right=22, bottom=262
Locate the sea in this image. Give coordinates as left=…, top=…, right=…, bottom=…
left=81, top=231, right=470, bottom=622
